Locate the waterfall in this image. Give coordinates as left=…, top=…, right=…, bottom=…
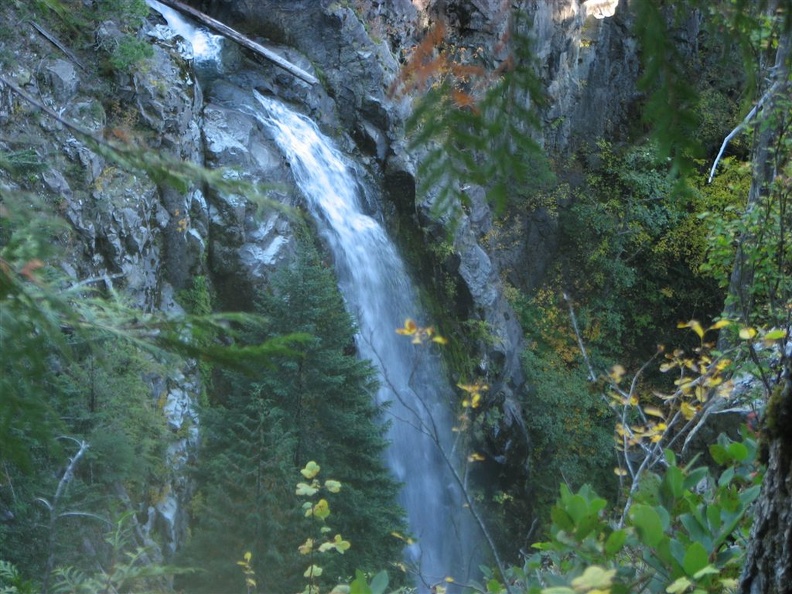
left=147, top=0, right=223, bottom=62
left=146, top=2, right=480, bottom=589
left=251, top=93, right=479, bottom=589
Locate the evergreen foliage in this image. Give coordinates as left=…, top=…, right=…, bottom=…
left=254, top=242, right=405, bottom=580
left=398, top=13, right=553, bottom=221
left=179, top=240, right=405, bottom=592
left=556, top=142, right=737, bottom=360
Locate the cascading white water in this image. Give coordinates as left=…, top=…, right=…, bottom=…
left=251, top=93, right=479, bottom=590
left=146, top=0, right=223, bottom=61
left=146, top=2, right=480, bottom=588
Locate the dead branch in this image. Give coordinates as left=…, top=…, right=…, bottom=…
left=29, top=21, right=87, bottom=71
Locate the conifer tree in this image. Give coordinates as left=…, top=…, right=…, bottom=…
left=254, top=240, right=406, bottom=581
left=180, top=238, right=405, bottom=591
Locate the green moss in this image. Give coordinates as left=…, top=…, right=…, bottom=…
left=177, top=276, right=215, bottom=404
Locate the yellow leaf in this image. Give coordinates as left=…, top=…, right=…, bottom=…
left=681, top=401, right=698, bottom=420
left=614, top=467, right=628, bottom=476
left=304, top=565, right=323, bottom=578
left=396, top=319, right=417, bottom=335
left=467, top=452, right=486, bottom=462
left=571, top=566, right=616, bottom=591
left=609, top=364, right=626, bottom=383
left=311, top=499, right=330, bottom=521
left=390, top=531, right=414, bottom=544
left=296, top=482, right=319, bottom=496
left=298, top=538, right=314, bottom=555
left=679, top=320, right=704, bottom=339
left=332, top=534, right=351, bottom=553
left=643, top=406, right=665, bottom=419
left=432, top=334, right=449, bottom=345
left=457, top=381, right=489, bottom=393
left=244, top=551, right=252, bottom=563
left=301, top=461, right=321, bottom=479
left=324, top=479, right=342, bottom=493
left=739, top=327, right=757, bottom=340
left=709, top=319, right=731, bottom=330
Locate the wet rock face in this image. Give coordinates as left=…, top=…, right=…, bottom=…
left=193, top=0, right=407, bottom=165
left=531, top=0, right=641, bottom=154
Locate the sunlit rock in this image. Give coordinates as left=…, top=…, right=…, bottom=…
left=583, top=0, right=619, bottom=19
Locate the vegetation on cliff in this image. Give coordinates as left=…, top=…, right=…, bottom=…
left=1, top=0, right=791, bottom=592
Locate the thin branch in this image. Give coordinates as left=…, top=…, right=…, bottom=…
left=363, top=332, right=517, bottom=594
left=563, top=292, right=597, bottom=382
left=56, top=511, right=113, bottom=526
left=708, top=80, right=782, bottom=183
left=41, top=438, right=90, bottom=594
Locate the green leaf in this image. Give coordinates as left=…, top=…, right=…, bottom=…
left=369, top=571, right=389, bottom=594
left=693, top=566, right=720, bottom=579
left=683, top=467, right=709, bottom=491
left=349, top=570, right=372, bottom=594
left=566, top=494, right=588, bottom=524
left=551, top=506, right=574, bottom=532
left=304, top=564, right=323, bottom=578
left=764, top=328, right=787, bottom=341
left=718, top=466, right=735, bottom=488
left=630, top=505, right=664, bottom=547
left=726, top=441, right=748, bottom=461
left=663, top=466, right=684, bottom=500
left=666, top=577, right=692, bottom=593
left=682, top=541, right=709, bottom=577
left=681, top=514, right=713, bottom=553
left=296, top=482, right=319, bottom=496
left=706, top=505, right=722, bottom=535
left=739, top=484, right=761, bottom=506
left=709, top=444, right=728, bottom=465
left=324, top=479, right=342, bottom=493
left=605, top=529, right=627, bottom=556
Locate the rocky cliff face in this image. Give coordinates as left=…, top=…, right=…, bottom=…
left=0, top=0, right=646, bottom=560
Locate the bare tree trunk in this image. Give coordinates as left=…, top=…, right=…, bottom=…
left=740, top=362, right=792, bottom=594
left=721, top=30, right=790, bottom=328
left=736, top=20, right=792, bottom=594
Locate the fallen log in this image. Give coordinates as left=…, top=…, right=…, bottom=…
left=152, top=0, right=318, bottom=85
left=29, top=21, right=87, bottom=71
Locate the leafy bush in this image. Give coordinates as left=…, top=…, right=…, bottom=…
left=109, top=36, right=154, bottom=73
left=495, top=432, right=761, bottom=594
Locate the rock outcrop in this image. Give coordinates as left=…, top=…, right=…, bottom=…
left=0, top=0, right=650, bottom=565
